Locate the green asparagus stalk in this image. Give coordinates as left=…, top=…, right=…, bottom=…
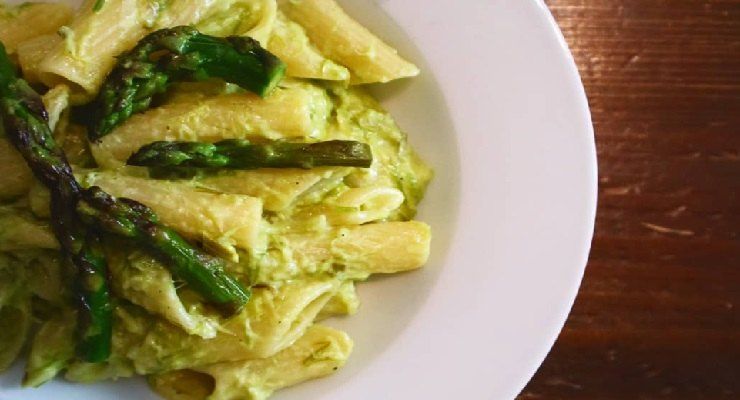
left=0, top=43, right=112, bottom=362
left=50, top=188, right=112, bottom=363
left=89, top=26, right=286, bottom=141
left=1, top=41, right=252, bottom=362
left=76, top=187, right=250, bottom=314
left=127, top=139, right=373, bottom=170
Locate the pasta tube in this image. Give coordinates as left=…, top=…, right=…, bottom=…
left=91, top=81, right=332, bottom=168
left=197, top=167, right=350, bottom=212
left=0, top=255, right=31, bottom=372
left=37, top=0, right=153, bottom=96
left=0, top=138, right=32, bottom=199
left=0, top=208, right=58, bottom=251
left=82, top=172, right=264, bottom=260
left=317, top=280, right=359, bottom=320
left=42, top=84, right=70, bottom=133
left=150, top=325, right=353, bottom=400
left=36, top=0, right=219, bottom=99
left=16, top=34, right=57, bottom=83
left=0, top=2, right=73, bottom=54
left=0, top=295, right=30, bottom=372
left=288, top=186, right=405, bottom=226
left=279, top=0, right=419, bottom=84
left=267, top=11, right=349, bottom=81
left=197, top=0, right=277, bottom=45
left=254, top=221, right=431, bottom=282
left=23, top=311, right=76, bottom=387
left=118, top=279, right=340, bottom=375
left=107, top=248, right=220, bottom=339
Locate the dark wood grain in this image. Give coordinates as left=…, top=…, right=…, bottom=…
left=520, top=1, right=740, bottom=399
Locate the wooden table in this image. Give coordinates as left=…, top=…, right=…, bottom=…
left=519, top=1, right=740, bottom=399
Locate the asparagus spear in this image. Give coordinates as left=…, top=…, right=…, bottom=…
left=1, top=42, right=251, bottom=361
left=89, top=26, right=286, bottom=141
left=127, top=139, right=373, bottom=170
left=76, top=187, right=250, bottom=315
left=0, top=43, right=112, bottom=362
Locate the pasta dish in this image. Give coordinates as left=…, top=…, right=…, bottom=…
left=0, top=0, right=432, bottom=399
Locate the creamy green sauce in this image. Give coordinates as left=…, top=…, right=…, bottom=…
left=1, top=74, right=430, bottom=387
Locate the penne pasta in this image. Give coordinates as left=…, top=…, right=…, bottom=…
left=197, top=0, right=278, bottom=45
left=23, top=251, right=65, bottom=305
left=286, top=186, right=406, bottom=226
left=0, top=2, right=433, bottom=397
left=42, top=85, right=70, bottom=133
left=91, top=279, right=341, bottom=376
left=23, top=311, right=76, bottom=387
left=16, top=34, right=58, bottom=83
left=197, top=167, right=351, bottom=212
left=37, top=0, right=155, bottom=97
left=27, top=180, right=51, bottom=219
left=316, top=280, right=360, bottom=320
left=0, top=254, right=31, bottom=372
left=107, top=247, right=220, bottom=339
left=0, top=294, right=31, bottom=372
left=91, top=80, right=332, bottom=168
left=36, top=0, right=220, bottom=100
left=150, top=325, right=353, bottom=400
left=82, top=172, right=264, bottom=260
left=253, top=221, right=431, bottom=282
left=0, top=208, right=58, bottom=251
left=280, top=0, right=419, bottom=84
left=0, top=2, right=73, bottom=54
left=0, top=138, right=32, bottom=200
left=267, top=10, right=349, bottom=81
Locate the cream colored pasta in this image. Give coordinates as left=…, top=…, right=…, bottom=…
left=0, top=2, right=73, bottom=54
left=197, top=0, right=277, bottom=45
left=0, top=294, right=31, bottom=371
left=0, top=209, right=58, bottom=251
left=16, top=34, right=56, bottom=83
left=41, top=85, right=70, bottom=132
left=0, top=138, right=32, bottom=200
left=107, top=249, right=220, bottom=339
left=24, top=311, right=76, bottom=387
left=37, top=0, right=154, bottom=97
left=316, top=280, right=359, bottom=320
left=267, top=10, right=349, bottom=81
left=91, top=80, right=332, bottom=168
left=254, top=221, right=431, bottom=282
left=114, top=279, right=340, bottom=375
left=83, top=172, right=264, bottom=260
left=197, top=167, right=351, bottom=212
left=0, top=2, right=432, bottom=398
left=150, top=325, right=353, bottom=400
left=0, top=254, right=31, bottom=372
left=279, top=0, right=419, bottom=84
left=36, top=0, right=219, bottom=99
left=289, top=186, right=405, bottom=225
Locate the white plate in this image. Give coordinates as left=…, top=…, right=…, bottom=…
left=0, top=0, right=596, bottom=399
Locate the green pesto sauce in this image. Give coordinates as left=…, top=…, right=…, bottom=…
left=328, top=85, right=433, bottom=219
left=242, top=84, right=432, bottom=282
left=0, top=74, right=430, bottom=382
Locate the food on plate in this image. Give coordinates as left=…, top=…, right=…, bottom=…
left=0, top=0, right=432, bottom=398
